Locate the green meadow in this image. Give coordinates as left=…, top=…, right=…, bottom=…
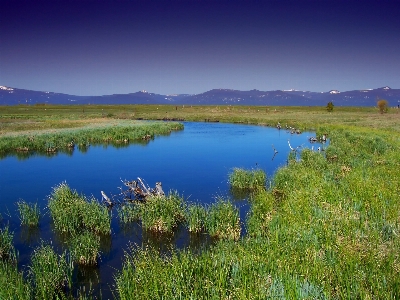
left=0, top=104, right=399, bottom=299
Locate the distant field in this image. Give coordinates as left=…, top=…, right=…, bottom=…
left=1, top=104, right=399, bottom=135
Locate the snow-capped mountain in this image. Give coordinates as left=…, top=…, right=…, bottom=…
left=0, top=86, right=399, bottom=106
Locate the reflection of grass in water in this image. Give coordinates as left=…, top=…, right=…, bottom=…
left=75, top=264, right=100, bottom=290
left=20, top=226, right=41, bottom=245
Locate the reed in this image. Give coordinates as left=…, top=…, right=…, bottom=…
left=29, top=243, right=73, bottom=300
left=0, top=226, right=14, bottom=259
left=229, top=168, right=266, bottom=191
left=205, top=198, right=241, bottom=241
left=185, top=203, right=207, bottom=233
left=81, top=198, right=111, bottom=235
left=48, top=183, right=111, bottom=235
left=69, top=231, right=101, bottom=266
left=17, top=200, right=40, bottom=227
left=117, top=202, right=143, bottom=224
left=48, top=182, right=86, bottom=234
left=140, top=192, right=185, bottom=233
left=0, top=260, right=31, bottom=300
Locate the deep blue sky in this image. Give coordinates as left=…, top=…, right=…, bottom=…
left=1, top=0, right=399, bottom=96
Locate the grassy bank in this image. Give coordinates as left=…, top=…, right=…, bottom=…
left=114, top=124, right=400, bottom=299
left=0, top=118, right=183, bottom=157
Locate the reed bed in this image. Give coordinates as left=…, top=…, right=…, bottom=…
left=0, top=120, right=184, bottom=156
left=229, top=168, right=266, bottom=191
left=29, top=243, right=73, bottom=300
left=205, top=198, right=241, bottom=241
left=69, top=231, right=101, bottom=266
left=17, top=200, right=40, bottom=227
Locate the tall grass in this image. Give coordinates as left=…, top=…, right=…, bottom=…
left=185, top=203, right=207, bottom=233
left=0, top=260, right=31, bottom=300
left=0, top=226, right=14, bottom=259
left=82, top=198, right=111, bottom=235
left=29, top=243, right=73, bottom=300
left=48, top=182, right=111, bottom=235
left=205, top=198, right=241, bottom=241
left=117, top=201, right=143, bottom=224
left=48, top=182, right=86, bottom=233
left=141, top=192, right=185, bottom=233
left=69, top=231, right=101, bottom=266
left=17, top=200, right=40, bottom=226
left=229, top=168, right=266, bottom=191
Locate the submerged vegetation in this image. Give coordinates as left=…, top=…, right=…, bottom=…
left=0, top=104, right=399, bottom=298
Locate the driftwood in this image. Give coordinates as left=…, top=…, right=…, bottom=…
left=101, top=178, right=165, bottom=206
left=101, top=190, right=113, bottom=206
left=119, top=177, right=165, bottom=201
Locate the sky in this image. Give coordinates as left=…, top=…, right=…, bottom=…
left=1, top=0, right=399, bottom=96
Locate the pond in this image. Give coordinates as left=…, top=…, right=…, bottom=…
left=0, top=121, right=326, bottom=298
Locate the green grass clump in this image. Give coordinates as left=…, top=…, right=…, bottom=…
left=70, top=231, right=101, bottom=266
left=29, top=243, right=73, bottom=300
left=229, top=168, right=266, bottom=191
left=185, top=203, right=207, bottom=233
left=17, top=200, right=40, bottom=227
left=0, top=226, right=14, bottom=259
left=82, top=198, right=111, bottom=235
left=0, top=260, right=31, bottom=300
left=205, top=198, right=241, bottom=241
left=48, top=183, right=111, bottom=235
left=48, top=182, right=86, bottom=234
left=117, top=202, right=143, bottom=224
left=141, top=192, right=185, bottom=233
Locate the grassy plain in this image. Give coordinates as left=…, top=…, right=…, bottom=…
left=0, top=104, right=399, bottom=133
left=1, top=104, right=399, bottom=299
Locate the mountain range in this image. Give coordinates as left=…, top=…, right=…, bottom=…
left=1, top=86, right=399, bottom=107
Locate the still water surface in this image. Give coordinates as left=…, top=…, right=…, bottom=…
left=0, top=122, right=325, bottom=297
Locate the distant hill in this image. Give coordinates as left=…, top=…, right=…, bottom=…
left=1, top=85, right=399, bottom=107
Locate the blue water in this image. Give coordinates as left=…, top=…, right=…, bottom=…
left=0, top=122, right=326, bottom=298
